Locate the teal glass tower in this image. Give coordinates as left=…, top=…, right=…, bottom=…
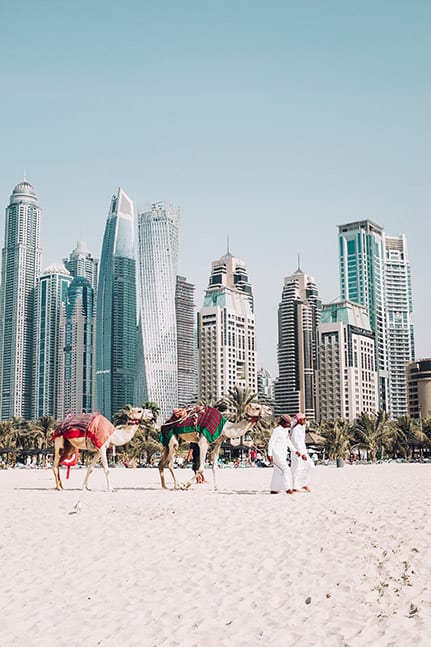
left=96, top=188, right=137, bottom=419
left=338, top=220, right=388, bottom=411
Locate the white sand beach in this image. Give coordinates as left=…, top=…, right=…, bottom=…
left=1, top=462, right=430, bottom=647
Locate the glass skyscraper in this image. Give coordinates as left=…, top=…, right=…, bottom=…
left=0, top=180, right=42, bottom=419
left=96, top=188, right=137, bottom=419
left=32, top=264, right=72, bottom=418
left=63, top=276, right=95, bottom=416
left=338, top=220, right=388, bottom=410
left=136, top=201, right=179, bottom=422
left=338, top=220, right=415, bottom=416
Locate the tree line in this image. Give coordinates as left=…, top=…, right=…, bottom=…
left=1, top=387, right=430, bottom=467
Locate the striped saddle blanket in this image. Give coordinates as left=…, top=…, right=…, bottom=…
left=160, top=407, right=227, bottom=447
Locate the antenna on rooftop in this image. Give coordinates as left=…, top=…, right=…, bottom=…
left=227, top=235, right=230, bottom=255
left=297, top=252, right=301, bottom=271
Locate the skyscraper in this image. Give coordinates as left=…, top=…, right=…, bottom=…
left=0, top=180, right=42, bottom=419
left=176, top=275, right=197, bottom=406
left=275, top=268, right=321, bottom=419
left=198, top=252, right=257, bottom=402
left=96, top=188, right=137, bottom=419
left=63, top=241, right=98, bottom=415
left=136, top=201, right=179, bottom=421
left=317, top=301, right=378, bottom=421
left=338, top=220, right=388, bottom=411
left=338, top=221, right=415, bottom=417
left=63, top=276, right=95, bottom=416
left=32, top=264, right=72, bottom=418
left=63, top=240, right=98, bottom=292
left=385, top=235, right=415, bottom=417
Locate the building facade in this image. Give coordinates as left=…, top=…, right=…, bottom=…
left=136, top=202, right=179, bottom=421
left=338, top=220, right=388, bottom=412
left=32, top=264, right=72, bottom=418
left=385, top=235, right=415, bottom=417
left=63, top=241, right=98, bottom=415
left=176, top=275, right=197, bottom=407
left=198, top=252, right=257, bottom=402
left=406, top=359, right=431, bottom=421
left=0, top=180, right=42, bottom=419
left=274, top=268, right=321, bottom=419
left=317, top=301, right=378, bottom=422
left=63, top=276, right=95, bottom=416
left=96, top=188, right=137, bottom=419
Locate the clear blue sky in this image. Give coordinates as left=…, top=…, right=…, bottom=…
left=1, top=0, right=430, bottom=374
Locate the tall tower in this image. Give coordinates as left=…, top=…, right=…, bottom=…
left=0, top=180, right=42, bottom=419
left=96, top=188, right=137, bottom=419
left=385, top=235, right=415, bottom=417
left=275, top=268, right=321, bottom=419
left=136, top=201, right=179, bottom=421
left=32, top=264, right=72, bottom=418
left=176, top=275, right=197, bottom=406
left=317, top=301, right=378, bottom=422
left=198, top=252, right=257, bottom=402
left=63, top=241, right=98, bottom=414
left=63, top=276, right=96, bottom=416
left=63, top=240, right=98, bottom=292
left=338, top=220, right=388, bottom=411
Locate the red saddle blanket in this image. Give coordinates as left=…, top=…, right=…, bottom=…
left=51, top=413, right=115, bottom=449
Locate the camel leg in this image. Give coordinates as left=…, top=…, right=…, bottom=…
left=82, top=452, right=100, bottom=490
left=158, top=439, right=179, bottom=489
left=99, top=447, right=112, bottom=491
left=211, top=438, right=224, bottom=491
left=52, top=437, right=64, bottom=490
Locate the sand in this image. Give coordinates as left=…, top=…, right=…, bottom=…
left=1, top=462, right=430, bottom=646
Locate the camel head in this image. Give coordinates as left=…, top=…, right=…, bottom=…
left=243, top=403, right=273, bottom=424
left=125, top=407, right=155, bottom=425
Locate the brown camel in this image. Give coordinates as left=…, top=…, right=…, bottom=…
left=158, top=403, right=272, bottom=490
left=52, top=407, right=154, bottom=491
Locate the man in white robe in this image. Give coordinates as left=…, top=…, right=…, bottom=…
left=290, top=412, right=314, bottom=492
left=267, top=414, right=297, bottom=494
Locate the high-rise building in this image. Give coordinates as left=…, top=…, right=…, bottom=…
left=317, top=301, right=378, bottom=422
left=198, top=252, right=257, bottom=402
left=338, top=220, right=415, bottom=417
left=63, top=276, right=95, bottom=416
left=63, top=240, right=98, bottom=292
left=63, top=241, right=98, bottom=415
left=385, top=235, right=415, bottom=417
left=407, top=359, right=431, bottom=420
left=0, top=180, right=42, bottom=419
left=257, top=367, right=276, bottom=408
left=32, top=264, right=72, bottom=418
left=274, top=268, right=321, bottom=419
left=96, top=188, right=137, bottom=419
left=176, top=275, right=197, bottom=406
left=338, top=220, right=388, bottom=411
left=136, top=201, right=179, bottom=421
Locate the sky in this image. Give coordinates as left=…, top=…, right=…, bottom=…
left=0, top=0, right=430, bottom=375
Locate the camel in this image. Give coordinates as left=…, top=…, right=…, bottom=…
left=158, top=403, right=272, bottom=490
left=51, top=407, right=154, bottom=491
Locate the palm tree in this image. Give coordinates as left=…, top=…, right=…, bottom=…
left=320, top=419, right=352, bottom=461
left=351, top=410, right=391, bottom=462
left=219, top=385, right=259, bottom=422
left=28, top=415, right=58, bottom=465
left=389, top=416, right=429, bottom=459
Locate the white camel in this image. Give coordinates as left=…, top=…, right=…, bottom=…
left=52, top=407, right=154, bottom=491
left=158, top=403, right=272, bottom=490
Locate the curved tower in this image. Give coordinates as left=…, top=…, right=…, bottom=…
left=96, top=188, right=137, bottom=419
left=0, top=180, right=42, bottom=419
